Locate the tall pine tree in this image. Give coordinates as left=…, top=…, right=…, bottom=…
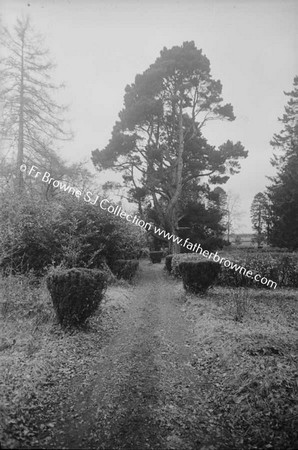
left=250, top=192, right=271, bottom=247
left=92, top=41, right=247, bottom=252
left=267, top=76, right=298, bottom=250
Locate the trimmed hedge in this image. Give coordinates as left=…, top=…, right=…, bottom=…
left=94, top=259, right=116, bottom=284
left=218, top=253, right=298, bottom=289
left=171, top=251, right=298, bottom=289
left=179, top=261, right=221, bottom=294
left=112, top=259, right=139, bottom=281
left=165, top=255, right=173, bottom=273
left=242, top=247, right=291, bottom=253
left=171, top=253, right=205, bottom=278
left=149, top=251, right=163, bottom=264
left=46, top=268, right=108, bottom=327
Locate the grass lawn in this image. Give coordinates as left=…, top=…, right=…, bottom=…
left=182, top=285, right=298, bottom=448
left=0, top=268, right=297, bottom=449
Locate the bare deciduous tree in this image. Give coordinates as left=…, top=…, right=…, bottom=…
left=215, top=187, right=243, bottom=242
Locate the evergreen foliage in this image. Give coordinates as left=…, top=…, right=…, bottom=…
left=0, top=194, right=145, bottom=276
left=250, top=192, right=271, bottom=247
left=149, top=251, right=163, bottom=264
left=46, top=267, right=108, bottom=327
left=218, top=253, right=298, bottom=289
left=0, top=194, right=61, bottom=276
left=112, top=259, right=139, bottom=281
left=176, top=200, right=226, bottom=251
left=92, top=42, right=247, bottom=252
left=266, top=76, right=298, bottom=250
left=171, top=253, right=205, bottom=278
left=165, top=255, right=173, bottom=273
left=179, top=260, right=221, bottom=293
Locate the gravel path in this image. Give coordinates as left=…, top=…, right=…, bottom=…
left=31, top=261, right=223, bottom=449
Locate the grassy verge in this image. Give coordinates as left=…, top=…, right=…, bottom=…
left=0, top=273, right=130, bottom=449
left=1, top=266, right=297, bottom=449
left=183, top=286, right=298, bottom=449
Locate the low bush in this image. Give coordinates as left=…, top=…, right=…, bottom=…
left=165, top=255, right=173, bottom=273
left=179, top=261, right=221, bottom=294
left=218, top=252, right=298, bottom=289
left=245, top=247, right=291, bottom=253
left=0, top=193, right=146, bottom=277
left=112, top=259, right=139, bottom=281
left=149, top=251, right=163, bottom=264
left=278, top=255, right=298, bottom=286
left=92, top=259, right=116, bottom=284
left=0, top=199, right=61, bottom=276
left=46, top=267, right=107, bottom=327
left=201, top=236, right=226, bottom=252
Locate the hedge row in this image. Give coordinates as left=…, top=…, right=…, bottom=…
left=218, top=253, right=298, bottom=288
left=149, top=251, right=163, bottom=264
left=240, top=247, right=292, bottom=254
left=170, top=253, right=205, bottom=278
left=112, top=259, right=139, bottom=281
left=166, top=252, right=298, bottom=289
left=46, top=268, right=108, bottom=327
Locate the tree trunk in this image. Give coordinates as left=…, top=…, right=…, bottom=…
left=166, top=98, right=184, bottom=254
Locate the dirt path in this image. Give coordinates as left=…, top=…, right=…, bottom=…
left=3, top=259, right=298, bottom=449
left=30, top=261, right=225, bottom=450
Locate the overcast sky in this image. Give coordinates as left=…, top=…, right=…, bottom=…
left=1, top=0, right=298, bottom=232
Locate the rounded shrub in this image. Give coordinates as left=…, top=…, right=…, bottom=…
left=0, top=198, right=61, bottom=276
left=93, top=259, right=116, bottom=284
left=179, top=261, right=221, bottom=294
left=171, top=253, right=205, bottom=278
left=165, top=255, right=173, bottom=273
left=149, top=251, right=163, bottom=264
left=112, top=259, right=139, bottom=281
left=46, top=267, right=108, bottom=327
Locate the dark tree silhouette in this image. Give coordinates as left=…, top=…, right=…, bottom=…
left=92, top=41, right=247, bottom=252
left=266, top=76, right=298, bottom=250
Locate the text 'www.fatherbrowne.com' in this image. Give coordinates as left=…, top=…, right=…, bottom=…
left=20, top=164, right=277, bottom=289
left=152, top=226, right=277, bottom=289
